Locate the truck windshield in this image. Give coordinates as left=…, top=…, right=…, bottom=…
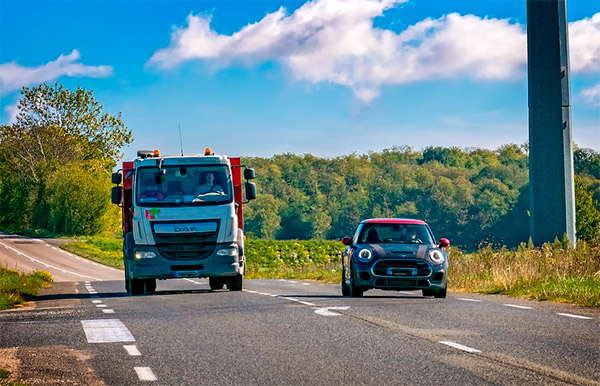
left=136, top=165, right=233, bottom=206
left=358, top=224, right=434, bottom=245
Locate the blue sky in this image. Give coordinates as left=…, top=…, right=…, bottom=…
left=1, top=0, right=598, bottom=161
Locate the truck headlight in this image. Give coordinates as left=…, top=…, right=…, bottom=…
left=135, top=251, right=156, bottom=259
left=357, top=248, right=372, bottom=262
left=429, top=250, right=445, bottom=264
left=217, top=247, right=238, bottom=256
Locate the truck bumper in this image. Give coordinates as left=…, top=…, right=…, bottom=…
left=127, top=243, right=243, bottom=280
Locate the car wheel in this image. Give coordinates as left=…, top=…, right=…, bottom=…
left=422, top=289, right=434, bottom=297
left=209, top=276, right=225, bottom=290
left=145, top=279, right=156, bottom=293
left=433, top=288, right=447, bottom=298
left=228, top=274, right=243, bottom=291
left=130, top=278, right=144, bottom=295
left=341, top=270, right=350, bottom=297
left=348, top=264, right=364, bottom=298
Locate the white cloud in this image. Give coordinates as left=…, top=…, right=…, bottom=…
left=581, top=82, right=600, bottom=106
left=148, top=1, right=598, bottom=102
left=2, top=102, right=19, bottom=124
left=0, top=49, right=113, bottom=95
left=569, top=13, right=600, bottom=74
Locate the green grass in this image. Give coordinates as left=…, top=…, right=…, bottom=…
left=0, top=267, right=53, bottom=310
left=60, top=236, right=600, bottom=307
left=60, top=236, right=123, bottom=269
left=0, top=367, right=28, bottom=386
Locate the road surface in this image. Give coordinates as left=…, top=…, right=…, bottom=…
left=1, top=233, right=599, bottom=385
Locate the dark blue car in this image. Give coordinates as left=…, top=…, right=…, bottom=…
left=341, top=218, right=450, bottom=298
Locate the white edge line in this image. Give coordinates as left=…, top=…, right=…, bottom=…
left=124, top=345, right=142, bottom=356
left=134, top=367, right=157, bottom=381
left=439, top=341, right=481, bottom=353
left=504, top=304, right=533, bottom=310
left=557, top=313, right=593, bottom=320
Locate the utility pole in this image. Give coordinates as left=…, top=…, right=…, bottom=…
left=526, top=0, right=576, bottom=246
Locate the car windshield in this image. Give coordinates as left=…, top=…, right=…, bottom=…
left=136, top=165, right=232, bottom=206
left=358, top=224, right=434, bottom=245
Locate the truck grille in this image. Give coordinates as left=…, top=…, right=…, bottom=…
left=372, top=259, right=431, bottom=277
left=157, top=244, right=216, bottom=260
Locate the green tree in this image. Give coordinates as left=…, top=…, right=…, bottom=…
left=0, top=82, right=132, bottom=233
left=575, top=175, right=600, bottom=241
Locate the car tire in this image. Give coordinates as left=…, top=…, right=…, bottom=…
left=341, top=270, right=350, bottom=297
left=145, top=278, right=156, bottom=293
left=209, top=276, right=225, bottom=290
left=422, top=289, right=434, bottom=297
left=228, top=274, right=243, bottom=291
left=433, top=288, right=447, bottom=298
left=348, top=264, right=364, bottom=298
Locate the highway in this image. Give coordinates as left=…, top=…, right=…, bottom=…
left=1, top=233, right=599, bottom=385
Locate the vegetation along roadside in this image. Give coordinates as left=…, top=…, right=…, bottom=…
left=0, top=267, right=53, bottom=311
left=61, top=237, right=600, bottom=307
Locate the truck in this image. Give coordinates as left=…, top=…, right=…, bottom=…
left=111, top=148, right=256, bottom=295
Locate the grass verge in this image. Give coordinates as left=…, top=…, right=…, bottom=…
left=0, top=267, right=53, bottom=311
left=60, top=237, right=123, bottom=270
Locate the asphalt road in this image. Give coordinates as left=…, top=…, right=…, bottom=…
left=1, top=234, right=599, bottom=385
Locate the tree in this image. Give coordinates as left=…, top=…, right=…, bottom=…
left=575, top=175, right=600, bottom=241
left=0, top=82, right=132, bottom=233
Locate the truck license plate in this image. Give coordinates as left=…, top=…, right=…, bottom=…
left=174, top=271, right=199, bottom=278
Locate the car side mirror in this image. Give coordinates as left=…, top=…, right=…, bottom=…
left=438, top=238, right=450, bottom=248
left=245, top=182, right=257, bottom=201
left=111, top=172, right=122, bottom=185
left=111, top=186, right=122, bottom=205
left=341, top=236, right=353, bottom=246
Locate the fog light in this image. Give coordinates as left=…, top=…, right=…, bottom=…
left=135, top=251, right=156, bottom=259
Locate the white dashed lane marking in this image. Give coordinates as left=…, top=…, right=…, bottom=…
left=557, top=313, right=593, bottom=320
left=102, top=309, right=115, bottom=314
left=314, top=306, right=350, bottom=316
left=457, top=298, right=482, bottom=302
left=439, top=341, right=481, bottom=354
left=134, top=367, right=157, bottom=382
left=81, top=319, right=134, bottom=343
left=124, top=345, right=142, bottom=356
left=504, top=304, right=533, bottom=310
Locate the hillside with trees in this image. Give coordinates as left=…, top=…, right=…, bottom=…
left=243, top=146, right=600, bottom=248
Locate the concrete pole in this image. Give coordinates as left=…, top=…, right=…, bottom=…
left=526, top=0, right=576, bottom=246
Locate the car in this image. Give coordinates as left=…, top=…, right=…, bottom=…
left=341, top=218, right=450, bottom=298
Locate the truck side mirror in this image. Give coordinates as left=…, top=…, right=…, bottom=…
left=112, top=172, right=122, bottom=185
left=111, top=186, right=122, bottom=205
left=244, top=168, right=255, bottom=180
left=245, top=182, right=257, bottom=201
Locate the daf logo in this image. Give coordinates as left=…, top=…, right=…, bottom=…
left=174, top=227, right=198, bottom=233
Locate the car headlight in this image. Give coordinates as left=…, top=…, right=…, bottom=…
left=217, top=247, right=238, bottom=256
left=357, top=248, right=372, bottom=262
left=429, top=250, right=445, bottom=264
left=135, top=251, right=156, bottom=259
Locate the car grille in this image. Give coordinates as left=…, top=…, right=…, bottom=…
left=372, top=259, right=431, bottom=277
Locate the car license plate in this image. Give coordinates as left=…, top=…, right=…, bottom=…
left=388, top=267, right=417, bottom=275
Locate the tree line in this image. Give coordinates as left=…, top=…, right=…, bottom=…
left=242, top=146, right=600, bottom=248
left=1, top=83, right=598, bottom=248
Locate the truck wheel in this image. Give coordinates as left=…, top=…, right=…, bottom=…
left=228, top=274, right=243, bottom=291
left=433, top=288, right=447, bottom=298
left=145, top=279, right=156, bottom=293
left=209, top=277, right=225, bottom=290
left=124, top=263, right=131, bottom=293
left=131, top=278, right=144, bottom=295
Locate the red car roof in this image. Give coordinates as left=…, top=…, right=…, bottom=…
left=362, top=218, right=427, bottom=225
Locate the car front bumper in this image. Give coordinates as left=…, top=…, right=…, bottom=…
left=353, top=258, right=447, bottom=290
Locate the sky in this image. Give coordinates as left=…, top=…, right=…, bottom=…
left=1, top=0, right=599, bottom=162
